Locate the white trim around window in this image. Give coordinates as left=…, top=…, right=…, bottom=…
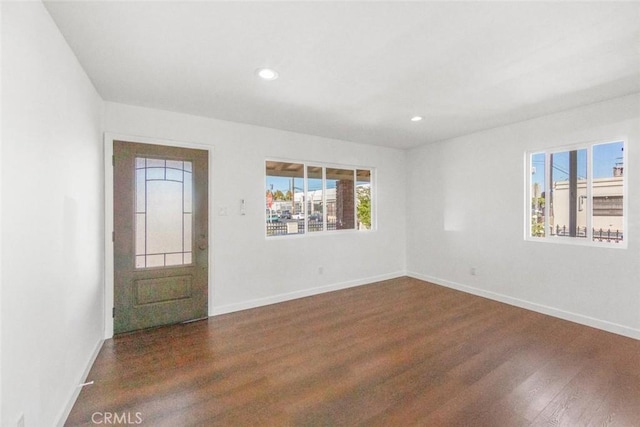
left=525, top=137, right=627, bottom=248
left=265, top=159, right=376, bottom=238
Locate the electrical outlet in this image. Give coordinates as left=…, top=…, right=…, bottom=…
left=17, top=414, right=25, bottom=427
left=318, top=266, right=324, bottom=275
left=470, top=267, right=477, bottom=276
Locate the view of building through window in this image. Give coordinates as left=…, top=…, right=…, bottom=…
left=266, top=161, right=373, bottom=237
left=530, top=140, right=624, bottom=244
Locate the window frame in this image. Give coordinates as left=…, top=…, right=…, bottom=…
left=265, top=159, right=376, bottom=238
left=525, top=138, right=627, bottom=248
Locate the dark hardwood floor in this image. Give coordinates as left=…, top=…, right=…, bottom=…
left=66, top=277, right=640, bottom=426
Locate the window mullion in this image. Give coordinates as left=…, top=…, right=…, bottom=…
left=322, top=167, right=327, bottom=232
left=586, top=147, right=593, bottom=241
left=544, top=152, right=551, bottom=238
left=303, top=163, right=308, bottom=235
left=353, top=170, right=357, bottom=230
left=568, top=150, right=578, bottom=237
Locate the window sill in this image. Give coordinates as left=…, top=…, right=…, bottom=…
left=266, top=228, right=375, bottom=240
left=525, top=236, right=627, bottom=249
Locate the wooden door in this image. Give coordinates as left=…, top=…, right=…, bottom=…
left=113, top=140, right=208, bottom=334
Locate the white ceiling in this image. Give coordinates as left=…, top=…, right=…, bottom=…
left=44, top=1, right=640, bottom=149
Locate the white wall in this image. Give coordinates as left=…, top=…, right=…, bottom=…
left=2, top=2, right=636, bottom=425
left=104, top=102, right=407, bottom=335
left=406, top=93, right=640, bottom=339
left=1, top=2, right=104, bottom=426
left=0, top=2, right=4, bottom=423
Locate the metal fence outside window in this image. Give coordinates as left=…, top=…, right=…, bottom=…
left=552, top=225, right=623, bottom=243
left=266, top=220, right=338, bottom=236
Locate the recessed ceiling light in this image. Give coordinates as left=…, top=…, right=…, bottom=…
left=256, top=68, right=279, bottom=81
left=411, top=116, right=423, bottom=122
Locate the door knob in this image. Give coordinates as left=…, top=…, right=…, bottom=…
left=198, top=235, right=207, bottom=250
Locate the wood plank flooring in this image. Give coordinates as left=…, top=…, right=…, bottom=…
left=65, top=277, right=640, bottom=426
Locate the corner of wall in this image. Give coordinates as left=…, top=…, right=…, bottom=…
left=55, top=338, right=104, bottom=427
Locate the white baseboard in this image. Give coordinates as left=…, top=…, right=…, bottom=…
left=407, top=271, right=640, bottom=341
left=56, top=338, right=104, bottom=427
left=211, top=271, right=406, bottom=316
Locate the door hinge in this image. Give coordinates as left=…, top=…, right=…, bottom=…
left=112, top=307, right=115, bottom=318
left=112, top=231, right=115, bottom=242
left=112, top=155, right=115, bottom=167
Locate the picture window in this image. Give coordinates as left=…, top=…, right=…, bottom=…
left=265, top=161, right=373, bottom=237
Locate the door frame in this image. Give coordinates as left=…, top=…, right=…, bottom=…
left=104, top=132, right=214, bottom=338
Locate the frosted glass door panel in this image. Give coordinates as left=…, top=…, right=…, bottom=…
left=147, top=180, right=183, bottom=254
left=135, top=158, right=193, bottom=268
